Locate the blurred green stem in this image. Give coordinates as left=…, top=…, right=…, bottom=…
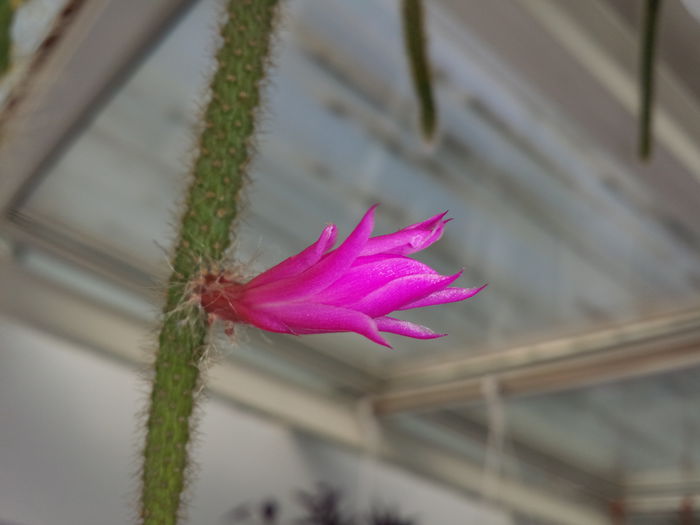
left=139, top=2, right=279, bottom=524
left=0, top=0, right=15, bottom=76
left=402, top=0, right=436, bottom=142
left=639, top=0, right=662, bottom=161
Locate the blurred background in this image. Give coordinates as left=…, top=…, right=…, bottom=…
left=2, top=0, right=700, bottom=523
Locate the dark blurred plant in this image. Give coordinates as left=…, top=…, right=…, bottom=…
left=296, top=485, right=355, bottom=525
left=365, top=508, right=415, bottom=525
left=225, top=499, right=279, bottom=525
left=227, top=485, right=417, bottom=525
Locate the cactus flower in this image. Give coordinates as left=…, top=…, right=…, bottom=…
left=199, top=206, right=484, bottom=347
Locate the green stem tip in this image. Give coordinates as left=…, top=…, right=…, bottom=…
left=639, top=0, right=662, bottom=161
left=402, top=0, right=437, bottom=143
left=0, top=0, right=15, bottom=76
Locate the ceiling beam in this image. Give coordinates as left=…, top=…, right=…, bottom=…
left=626, top=470, right=700, bottom=496
left=389, top=309, right=700, bottom=386
left=374, top=309, right=700, bottom=414
left=422, top=411, right=620, bottom=502
left=624, top=493, right=700, bottom=515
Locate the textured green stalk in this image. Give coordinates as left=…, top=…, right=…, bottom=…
left=402, top=0, right=436, bottom=142
left=139, top=2, right=278, bottom=524
left=639, top=0, right=662, bottom=161
left=0, top=0, right=14, bottom=76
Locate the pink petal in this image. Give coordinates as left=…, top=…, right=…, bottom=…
left=360, top=212, right=448, bottom=256
left=246, top=206, right=377, bottom=302
left=234, top=303, right=292, bottom=333
left=350, top=253, right=438, bottom=272
left=246, top=224, right=338, bottom=289
left=259, top=302, right=391, bottom=347
left=398, top=284, right=487, bottom=310
left=375, top=316, right=445, bottom=339
left=312, top=254, right=438, bottom=305
left=348, top=271, right=463, bottom=317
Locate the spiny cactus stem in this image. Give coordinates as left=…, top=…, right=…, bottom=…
left=139, top=2, right=279, bottom=524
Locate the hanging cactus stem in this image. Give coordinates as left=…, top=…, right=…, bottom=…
left=0, top=0, right=14, bottom=76
left=639, top=0, right=662, bottom=161
left=402, top=0, right=437, bottom=143
left=139, top=2, right=279, bottom=524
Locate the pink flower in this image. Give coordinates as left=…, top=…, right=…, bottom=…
left=199, top=206, right=484, bottom=348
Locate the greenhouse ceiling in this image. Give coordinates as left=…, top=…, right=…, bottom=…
left=2, top=0, right=700, bottom=523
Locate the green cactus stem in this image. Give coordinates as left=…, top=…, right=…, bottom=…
left=639, top=0, right=662, bottom=161
left=402, top=0, right=436, bottom=143
left=139, top=2, right=279, bottom=524
left=0, top=0, right=15, bottom=76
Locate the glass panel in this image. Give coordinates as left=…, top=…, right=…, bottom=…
left=17, top=0, right=700, bottom=377
left=451, top=364, right=700, bottom=502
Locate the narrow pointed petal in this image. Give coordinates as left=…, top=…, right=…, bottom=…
left=232, top=303, right=291, bottom=333
left=312, top=254, right=437, bottom=305
left=398, top=284, right=487, bottom=310
left=196, top=287, right=300, bottom=333
left=260, top=302, right=391, bottom=347
left=246, top=224, right=338, bottom=289
left=247, top=206, right=377, bottom=302
left=375, top=316, right=445, bottom=339
left=349, top=271, right=463, bottom=317
left=361, top=211, right=448, bottom=256
left=349, top=253, right=438, bottom=272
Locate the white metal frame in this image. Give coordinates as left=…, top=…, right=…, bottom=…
left=0, top=254, right=608, bottom=525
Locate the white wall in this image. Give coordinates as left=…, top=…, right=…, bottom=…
left=0, top=317, right=512, bottom=525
